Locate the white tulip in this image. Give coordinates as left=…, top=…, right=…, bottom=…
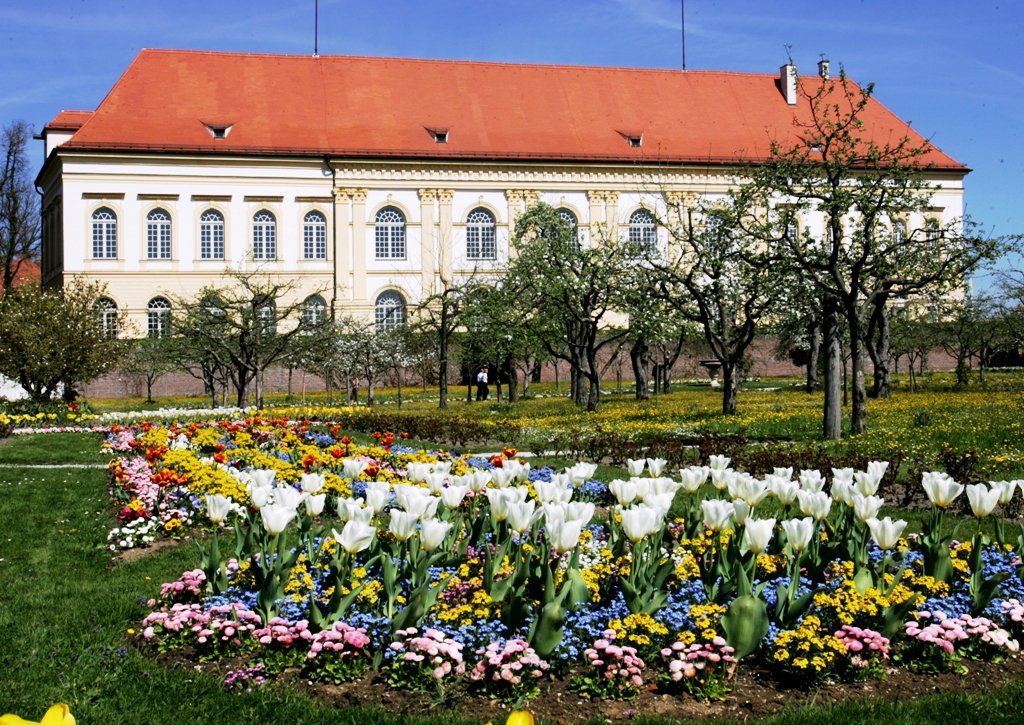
left=341, top=458, right=369, bottom=479
left=769, top=478, right=800, bottom=506
left=424, top=472, right=448, bottom=495
left=702, top=499, right=734, bottom=532
left=922, top=472, right=964, bottom=508
left=645, top=492, right=676, bottom=517
left=743, top=517, right=776, bottom=555
left=609, top=479, right=639, bottom=506
left=388, top=510, right=419, bottom=541
left=853, top=471, right=880, bottom=497
left=273, top=485, right=303, bottom=511
left=772, top=467, right=794, bottom=481
left=710, top=468, right=736, bottom=492
left=568, top=462, right=598, bottom=483
left=708, top=454, right=731, bottom=471
left=405, top=462, right=431, bottom=483
left=966, top=483, right=1000, bottom=518
left=626, top=458, right=647, bottom=477
left=302, top=492, right=326, bottom=517
left=506, top=500, right=538, bottom=533
left=363, top=481, right=391, bottom=513
left=781, top=517, right=815, bottom=552
left=732, top=500, right=751, bottom=526
left=533, top=479, right=573, bottom=504
left=490, top=468, right=516, bottom=488
left=797, top=490, right=832, bottom=521
left=646, top=457, right=667, bottom=477
left=260, top=503, right=295, bottom=536
left=250, top=469, right=277, bottom=489
left=333, top=520, right=376, bottom=554
left=991, top=479, right=1018, bottom=506
left=866, top=461, right=889, bottom=485
left=249, top=485, right=272, bottom=509
left=798, top=470, right=826, bottom=492
left=205, top=494, right=234, bottom=524
left=731, top=475, right=769, bottom=507
left=831, top=468, right=854, bottom=487
left=678, top=466, right=709, bottom=493
left=620, top=505, right=663, bottom=543
left=546, top=518, right=584, bottom=553
left=565, top=501, right=596, bottom=523
left=418, top=518, right=453, bottom=552
left=851, top=493, right=885, bottom=523
left=440, top=485, right=469, bottom=510
left=300, top=472, right=326, bottom=494
left=866, top=516, right=906, bottom=550
left=830, top=479, right=856, bottom=507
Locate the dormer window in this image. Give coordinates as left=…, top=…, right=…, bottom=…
left=618, top=130, right=643, bottom=148
left=202, top=121, right=234, bottom=140
left=426, top=127, right=449, bottom=144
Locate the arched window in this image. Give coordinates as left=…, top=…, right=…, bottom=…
left=924, top=218, right=941, bottom=248
left=252, top=210, right=276, bottom=260
left=200, top=209, right=225, bottom=260
left=92, top=207, right=117, bottom=259
left=147, top=297, right=171, bottom=339
left=375, top=290, right=406, bottom=332
left=302, top=294, right=327, bottom=328
left=304, top=211, right=327, bottom=259
left=628, top=209, right=657, bottom=252
left=257, top=298, right=276, bottom=337
left=94, top=297, right=118, bottom=338
left=558, top=208, right=579, bottom=248
left=891, top=221, right=906, bottom=245
left=374, top=207, right=406, bottom=259
left=146, top=208, right=172, bottom=259
left=466, top=208, right=496, bottom=260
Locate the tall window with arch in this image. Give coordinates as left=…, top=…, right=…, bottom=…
left=200, top=209, right=225, bottom=259
left=375, top=290, right=406, bottom=332
left=302, top=294, right=327, bottom=328
left=94, top=297, right=118, bottom=338
left=146, top=208, right=172, bottom=259
left=147, top=297, right=171, bottom=338
left=374, top=207, right=406, bottom=259
left=92, top=207, right=117, bottom=259
left=466, top=208, right=496, bottom=260
left=558, top=207, right=579, bottom=248
left=252, top=210, right=277, bottom=260
left=304, top=211, right=327, bottom=259
left=257, top=298, right=276, bottom=337
left=628, top=209, right=657, bottom=254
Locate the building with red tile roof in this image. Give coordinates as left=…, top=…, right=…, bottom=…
left=35, top=49, right=967, bottom=337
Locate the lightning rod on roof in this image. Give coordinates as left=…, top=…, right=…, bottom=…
left=313, top=0, right=319, bottom=57
left=681, top=0, right=686, bottom=70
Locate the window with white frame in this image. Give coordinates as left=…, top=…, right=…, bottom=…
left=375, top=290, right=406, bottom=331
left=466, top=208, right=496, bottom=260
left=91, top=207, right=117, bottom=259
left=200, top=209, right=225, bottom=260
left=257, top=298, right=276, bottom=337
left=558, top=207, right=579, bottom=248
left=252, top=210, right=277, bottom=260
left=94, top=297, right=118, bottom=338
left=147, top=297, right=171, bottom=338
left=146, top=208, right=172, bottom=259
left=891, top=220, right=906, bottom=245
left=374, top=207, right=406, bottom=259
left=303, top=211, right=327, bottom=259
left=302, top=294, right=327, bottom=328
left=628, top=209, right=657, bottom=253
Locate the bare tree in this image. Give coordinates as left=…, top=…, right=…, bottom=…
left=0, top=121, right=40, bottom=293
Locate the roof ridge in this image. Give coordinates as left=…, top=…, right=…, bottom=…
left=135, top=47, right=789, bottom=78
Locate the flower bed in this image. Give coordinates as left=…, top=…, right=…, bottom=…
left=108, top=418, right=1024, bottom=707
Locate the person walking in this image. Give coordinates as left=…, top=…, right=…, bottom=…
left=475, top=368, right=489, bottom=401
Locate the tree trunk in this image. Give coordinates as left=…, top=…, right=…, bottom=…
left=630, top=337, right=650, bottom=401
left=585, top=345, right=601, bottom=411
left=806, top=320, right=821, bottom=393
left=822, top=297, right=843, bottom=440
left=507, top=356, right=519, bottom=402
left=955, top=349, right=970, bottom=387
left=867, top=304, right=891, bottom=399
left=438, top=308, right=449, bottom=409
left=396, top=369, right=403, bottom=409
left=721, top=360, right=740, bottom=415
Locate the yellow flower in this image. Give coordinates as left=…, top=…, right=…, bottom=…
left=0, top=703, right=75, bottom=725
left=506, top=711, right=534, bottom=725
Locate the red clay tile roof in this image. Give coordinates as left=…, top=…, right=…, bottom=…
left=53, top=49, right=966, bottom=171
left=0, top=258, right=40, bottom=293
left=44, top=110, right=93, bottom=131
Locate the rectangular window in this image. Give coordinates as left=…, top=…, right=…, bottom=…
left=147, top=221, right=171, bottom=259
left=201, top=223, right=224, bottom=259
left=304, top=223, right=327, bottom=259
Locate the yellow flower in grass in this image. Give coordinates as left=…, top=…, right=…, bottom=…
left=0, top=704, right=75, bottom=725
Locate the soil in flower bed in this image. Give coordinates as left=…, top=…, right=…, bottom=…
left=161, top=649, right=1024, bottom=723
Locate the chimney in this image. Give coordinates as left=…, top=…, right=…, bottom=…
left=779, top=63, right=798, bottom=106
left=818, top=58, right=830, bottom=80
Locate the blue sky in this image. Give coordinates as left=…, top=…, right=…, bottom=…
left=2, top=0, right=1021, bottom=281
